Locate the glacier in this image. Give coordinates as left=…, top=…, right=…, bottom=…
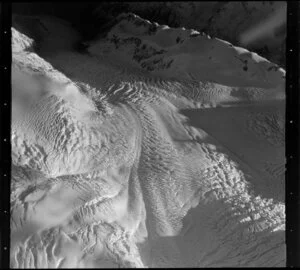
left=11, top=12, right=285, bottom=268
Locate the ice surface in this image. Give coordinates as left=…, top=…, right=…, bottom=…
left=11, top=14, right=285, bottom=268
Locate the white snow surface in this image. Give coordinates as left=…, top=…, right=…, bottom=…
left=11, top=14, right=285, bottom=268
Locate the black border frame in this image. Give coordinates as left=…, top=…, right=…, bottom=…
left=286, top=0, right=300, bottom=268
left=1, top=1, right=299, bottom=268
left=0, top=2, right=11, bottom=269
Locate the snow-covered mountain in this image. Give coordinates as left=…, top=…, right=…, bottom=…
left=92, top=1, right=286, bottom=66
left=12, top=2, right=286, bottom=66
left=88, top=12, right=285, bottom=89
left=11, top=12, right=285, bottom=268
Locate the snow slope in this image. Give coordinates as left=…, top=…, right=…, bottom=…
left=11, top=14, right=285, bottom=268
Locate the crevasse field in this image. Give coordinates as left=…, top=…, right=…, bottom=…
left=11, top=13, right=285, bottom=268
